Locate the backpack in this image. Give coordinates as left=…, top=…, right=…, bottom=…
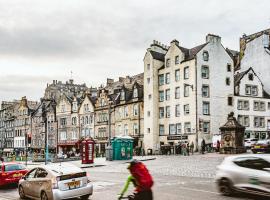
left=130, top=162, right=153, bottom=191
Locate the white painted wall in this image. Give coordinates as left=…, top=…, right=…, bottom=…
left=241, top=34, right=270, bottom=93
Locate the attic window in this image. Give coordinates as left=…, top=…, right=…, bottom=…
left=120, top=90, right=125, bottom=101
left=166, top=59, right=170, bottom=67
left=248, top=73, right=254, bottom=81
left=203, top=51, right=209, bottom=61
left=133, top=88, right=138, bottom=98
left=227, top=64, right=232, bottom=72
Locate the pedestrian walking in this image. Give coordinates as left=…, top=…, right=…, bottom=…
left=201, top=139, right=206, bottom=154
left=190, top=142, right=194, bottom=155
left=216, top=140, right=220, bottom=153
left=186, top=142, right=190, bottom=156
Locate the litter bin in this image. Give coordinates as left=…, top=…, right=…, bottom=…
left=106, top=145, right=113, bottom=161
left=147, top=149, right=152, bottom=155
left=112, top=136, right=134, bottom=160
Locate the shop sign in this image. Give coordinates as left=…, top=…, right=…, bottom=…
left=167, top=135, right=188, bottom=140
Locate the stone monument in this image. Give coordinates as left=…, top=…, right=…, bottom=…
left=220, top=112, right=246, bottom=154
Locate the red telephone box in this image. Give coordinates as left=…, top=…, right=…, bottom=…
left=81, top=139, right=95, bottom=164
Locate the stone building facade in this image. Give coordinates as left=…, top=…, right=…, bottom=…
left=143, top=35, right=234, bottom=153
left=234, top=68, right=270, bottom=140
left=240, top=29, right=270, bottom=93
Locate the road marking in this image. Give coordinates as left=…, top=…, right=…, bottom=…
left=176, top=186, right=219, bottom=195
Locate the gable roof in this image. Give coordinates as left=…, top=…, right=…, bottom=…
left=149, top=51, right=165, bottom=61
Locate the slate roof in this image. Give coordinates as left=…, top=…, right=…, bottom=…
left=150, top=42, right=208, bottom=63
left=149, top=51, right=166, bottom=62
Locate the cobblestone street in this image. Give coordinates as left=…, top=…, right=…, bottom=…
left=1, top=153, right=262, bottom=200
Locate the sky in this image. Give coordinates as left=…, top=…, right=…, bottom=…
left=0, top=0, right=269, bottom=101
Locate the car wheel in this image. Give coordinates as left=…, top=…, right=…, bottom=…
left=19, top=185, right=26, bottom=199
left=219, top=178, right=234, bottom=196
left=81, top=194, right=90, bottom=200
left=252, top=150, right=257, bottom=154
left=41, top=191, right=48, bottom=200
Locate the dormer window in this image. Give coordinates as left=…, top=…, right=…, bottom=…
left=175, top=56, right=179, bottom=65
left=120, top=90, right=125, bottom=101
left=61, top=105, right=65, bottom=112
left=101, top=99, right=105, bottom=106
left=133, top=88, right=138, bottom=98
left=203, top=51, right=209, bottom=61
left=248, top=73, right=254, bottom=81
left=72, top=102, right=77, bottom=111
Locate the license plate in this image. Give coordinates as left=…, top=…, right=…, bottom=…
left=13, top=173, right=22, bottom=178
left=66, top=181, right=80, bottom=189
left=255, top=146, right=261, bottom=149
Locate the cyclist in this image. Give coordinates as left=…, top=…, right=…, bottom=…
left=118, top=159, right=153, bottom=200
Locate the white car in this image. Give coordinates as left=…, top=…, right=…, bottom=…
left=244, top=138, right=258, bottom=149
left=18, top=163, right=93, bottom=200
left=215, top=154, right=270, bottom=197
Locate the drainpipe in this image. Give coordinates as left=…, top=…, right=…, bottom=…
left=195, top=57, right=199, bottom=152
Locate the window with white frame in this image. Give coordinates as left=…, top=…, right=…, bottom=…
left=203, top=102, right=210, bottom=115
left=166, top=106, right=170, bottom=118
left=60, top=131, right=67, bottom=141
left=133, top=123, right=138, bottom=135
left=159, top=107, right=164, bottom=118
left=121, top=90, right=125, bottom=100
left=184, top=122, right=191, bottom=133
left=254, top=101, right=266, bottom=111
left=158, top=74, right=164, bottom=86
left=133, top=104, right=138, bottom=116
left=202, top=85, right=209, bottom=97
left=60, top=118, right=67, bottom=127
left=184, top=104, right=190, bottom=115
left=176, top=123, right=181, bottom=134
left=184, top=66, right=189, bottom=79
left=175, top=69, right=180, bottom=82
left=71, top=131, right=77, bottom=140
left=238, top=100, right=249, bottom=110
left=124, top=106, right=128, bottom=117
left=175, top=87, right=180, bottom=99
left=175, top=104, right=180, bottom=117
left=165, top=73, right=170, bottom=84
left=201, top=66, right=209, bottom=79
left=254, top=117, right=265, bottom=128
left=124, top=124, right=128, bottom=135
left=184, top=84, right=189, bottom=97
left=72, top=102, right=77, bottom=111
left=159, top=91, right=164, bottom=102
left=169, top=124, right=176, bottom=135
left=203, top=122, right=210, bottom=133
left=147, top=78, right=150, bottom=84
left=175, top=56, right=179, bottom=64
left=165, top=89, right=170, bottom=101
left=61, top=105, right=65, bottom=112
left=237, top=115, right=250, bottom=127
left=203, top=51, right=209, bottom=61
left=245, top=85, right=258, bottom=96
left=147, top=64, right=150, bottom=70
left=159, top=125, right=164, bottom=135
left=166, top=58, right=170, bottom=67
left=133, top=88, right=138, bottom=98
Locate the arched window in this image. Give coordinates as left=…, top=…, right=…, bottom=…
left=85, top=116, right=89, bottom=124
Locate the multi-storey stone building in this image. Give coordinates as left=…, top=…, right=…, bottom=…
left=240, top=28, right=270, bottom=93
left=234, top=67, right=270, bottom=140
left=143, top=35, right=234, bottom=153
left=44, top=79, right=95, bottom=100
left=13, top=97, right=38, bottom=156
left=31, top=99, right=58, bottom=155
left=94, top=74, right=144, bottom=155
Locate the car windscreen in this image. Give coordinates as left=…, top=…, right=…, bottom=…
left=4, top=164, right=26, bottom=172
